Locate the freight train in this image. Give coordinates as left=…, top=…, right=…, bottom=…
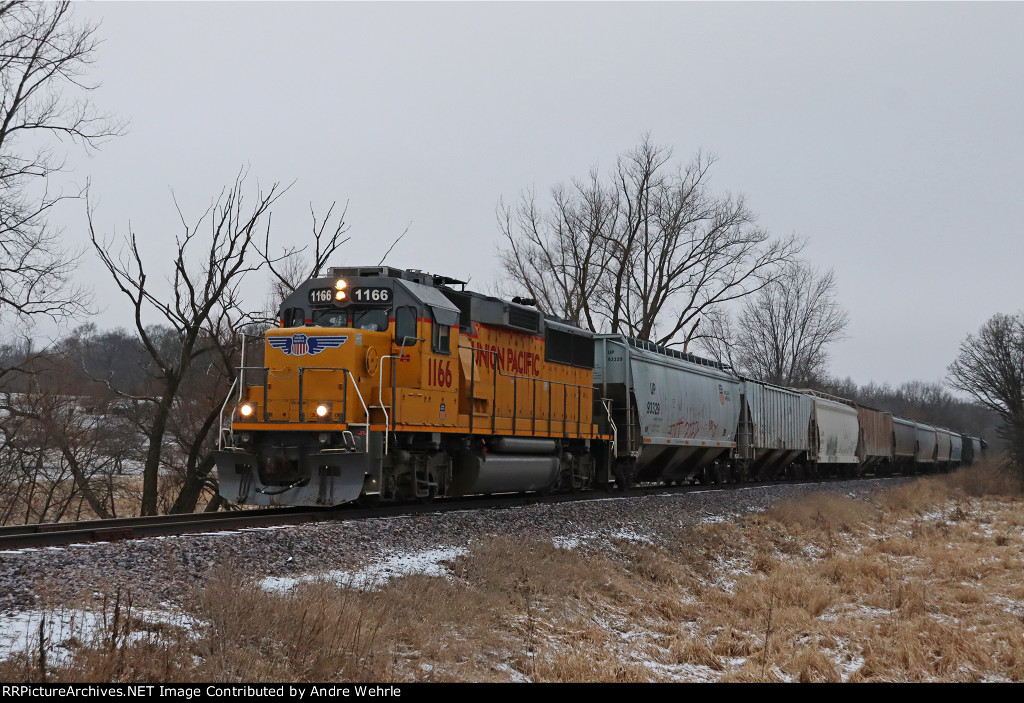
left=214, top=266, right=983, bottom=507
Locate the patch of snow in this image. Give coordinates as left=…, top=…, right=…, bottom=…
left=819, top=604, right=892, bottom=622
left=992, top=595, right=1024, bottom=617
left=0, top=606, right=198, bottom=664
left=261, top=546, right=467, bottom=592
left=608, top=528, right=653, bottom=543
left=642, top=660, right=720, bottom=682
left=493, top=661, right=531, bottom=682
left=554, top=528, right=652, bottom=550
left=724, top=655, right=748, bottom=670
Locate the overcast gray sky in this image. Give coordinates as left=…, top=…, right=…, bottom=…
left=53, top=1, right=1024, bottom=388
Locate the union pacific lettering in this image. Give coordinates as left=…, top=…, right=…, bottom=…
left=469, top=341, right=541, bottom=377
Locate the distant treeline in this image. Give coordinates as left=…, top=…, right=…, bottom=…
left=2, top=325, right=1000, bottom=446
left=812, top=376, right=1000, bottom=447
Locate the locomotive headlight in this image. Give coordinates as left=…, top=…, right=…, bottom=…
left=334, top=278, right=348, bottom=301
left=315, top=402, right=331, bottom=419
left=239, top=403, right=254, bottom=418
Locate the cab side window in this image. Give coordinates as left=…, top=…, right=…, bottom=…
left=281, top=307, right=306, bottom=327
left=432, top=322, right=451, bottom=355
left=395, top=306, right=417, bottom=343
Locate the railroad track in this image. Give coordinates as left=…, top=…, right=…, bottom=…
left=0, top=476, right=904, bottom=551
left=0, top=505, right=344, bottom=550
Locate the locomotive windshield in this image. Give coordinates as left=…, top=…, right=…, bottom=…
left=313, top=308, right=389, bottom=331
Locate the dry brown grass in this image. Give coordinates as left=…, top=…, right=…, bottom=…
left=0, top=570, right=393, bottom=682
left=4, top=459, right=1024, bottom=682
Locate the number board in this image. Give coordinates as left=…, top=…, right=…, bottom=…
left=351, top=287, right=391, bottom=304
left=307, top=287, right=392, bottom=305
left=307, top=288, right=333, bottom=304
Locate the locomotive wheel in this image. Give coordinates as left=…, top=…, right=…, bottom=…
left=417, top=471, right=436, bottom=503
left=613, top=461, right=632, bottom=491
left=542, top=469, right=563, bottom=496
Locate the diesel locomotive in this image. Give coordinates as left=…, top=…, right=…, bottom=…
left=214, top=266, right=983, bottom=507
left=215, top=266, right=610, bottom=506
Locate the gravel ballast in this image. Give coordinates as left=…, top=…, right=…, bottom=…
left=0, top=478, right=906, bottom=613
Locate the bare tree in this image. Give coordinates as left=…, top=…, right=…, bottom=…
left=696, top=307, right=739, bottom=367
left=499, top=135, right=801, bottom=346
left=88, top=172, right=284, bottom=515
left=948, top=312, right=1024, bottom=477
left=0, top=1, right=123, bottom=331
left=498, top=170, right=618, bottom=331
left=701, top=261, right=849, bottom=386
left=262, top=200, right=350, bottom=309
left=0, top=349, right=139, bottom=524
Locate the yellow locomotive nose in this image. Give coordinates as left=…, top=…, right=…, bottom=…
left=258, top=326, right=390, bottom=426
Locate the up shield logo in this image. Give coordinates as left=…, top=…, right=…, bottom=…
left=268, top=333, right=348, bottom=357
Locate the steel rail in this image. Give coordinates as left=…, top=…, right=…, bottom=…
left=0, top=475, right=909, bottom=552
left=0, top=506, right=338, bottom=550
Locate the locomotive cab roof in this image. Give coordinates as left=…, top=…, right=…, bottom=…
left=277, top=266, right=591, bottom=348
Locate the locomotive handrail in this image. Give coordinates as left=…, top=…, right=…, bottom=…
left=237, top=333, right=265, bottom=403
left=379, top=336, right=425, bottom=455
left=297, top=367, right=370, bottom=428
left=239, top=341, right=246, bottom=403
left=234, top=366, right=271, bottom=420
left=217, top=366, right=271, bottom=447
left=217, top=377, right=239, bottom=450
left=222, top=365, right=370, bottom=430
left=346, top=369, right=371, bottom=428
left=378, top=358, right=390, bottom=453
left=601, top=398, right=617, bottom=458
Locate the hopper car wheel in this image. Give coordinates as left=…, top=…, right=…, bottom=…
left=710, top=463, right=724, bottom=485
